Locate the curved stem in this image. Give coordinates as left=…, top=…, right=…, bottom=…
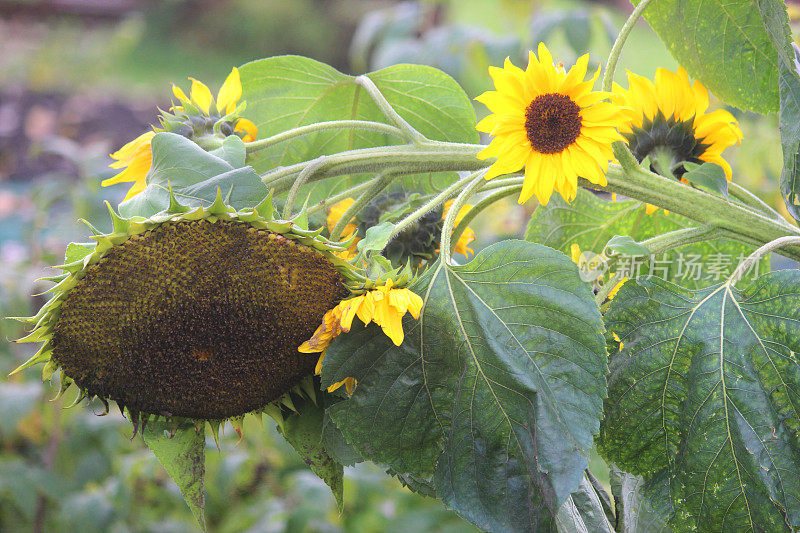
left=449, top=185, right=522, bottom=255
left=728, top=181, right=791, bottom=225
left=355, top=75, right=427, bottom=143
left=728, top=236, right=800, bottom=285
left=283, top=156, right=327, bottom=219
left=601, top=0, right=656, bottom=92
left=440, top=171, right=488, bottom=265
left=245, top=120, right=407, bottom=152
left=306, top=179, right=382, bottom=218
left=330, top=170, right=396, bottom=241
left=388, top=171, right=482, bottom=246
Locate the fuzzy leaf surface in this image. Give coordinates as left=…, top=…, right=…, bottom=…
left=118, top=133, right=267, bottom=218
left=143, top=420, right=205, bottom=529
left=323, top=240, right=608, bottom=532
left=280, top=403, right=344, bottom=511
left=599, top=273, right=800, bottom=531
left=609, top=465, right=673, bottom=533
left=755, top=0, right=800, bottom=220
left=525, top=189, right=767, bottom=289
left=633, top=0, right=778, bottom=113
left=239, top=55, right=476, bottom=201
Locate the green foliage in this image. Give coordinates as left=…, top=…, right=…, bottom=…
left=609, top=466, right=672, bottom=533
left=525, top=189, right=768, bottom=289
left=143, top=421, right=206, bottom=528
left=238, top=56, right=478, bottom=201
left=279, top=403, right=345, bottom=511
left=600, top=273, right=800, bottom=530
left=322, top=241, right=608, bottom=532
left=755, top=0, right=800, bottom=220
left=119, top=133, right=267, bottom=218
left=682, top=162, right=728, bottom=199
left=633, top=0, right=779, bottom=113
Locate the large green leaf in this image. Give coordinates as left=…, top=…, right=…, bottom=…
left=633, top=0, right=778, bottom=113
left=609, top=465, right=672, bottom=533
left=143, top=420, right=205, bottom=529
left=322, top=240, right=608, bottom=532
left=555, top=474, right=615, bottom=533
left=599, top=273, right=800, bottom=531
left=279, top=403, right=345, bottom=511
left=525, top=189, right=767, bottom=289
left=755, top=0, right=800, bottom=220
left=238, top=56, right=477, bottom=202
left=118, top=133, right=268, bottom=218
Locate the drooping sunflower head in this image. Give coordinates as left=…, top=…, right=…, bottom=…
left=102, top=68, right=258, bottom=201
left=613, top=67, right=742, bottom=179
left=476, top=42, right=624, bottom=205
left=14, top=196, right=356, bottom=425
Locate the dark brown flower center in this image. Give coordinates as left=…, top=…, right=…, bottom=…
left=51, top=219, right=348, bottom=420
left=524, top=93, right=582, bottom=154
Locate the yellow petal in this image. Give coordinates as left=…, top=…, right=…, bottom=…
left=189, top=78, right=213, bottom=114
left=235, top=118, right=258, bottom=142
left=217, top=67, right=242, bottom=115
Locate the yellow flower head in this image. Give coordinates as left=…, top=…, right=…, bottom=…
left=476, top=43, right=624, bottom=206
left=102, top=131, right=156, bottom=200
left=443, top=199, right=475, bottom=257
left=104, top=68, right=258, bottom=200
left=171, top=67, right=258, bottom=143
left=298, top=279, right=424, bottom=394
left=613, top=67, right=742, bottom=180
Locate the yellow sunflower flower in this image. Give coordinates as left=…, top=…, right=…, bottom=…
left=171, top=67, right=258, bottom=142
left=476, top=42, right=624, bottom=206
left=613, top=67, right=742, bottom=180
left=443, top=199, right=475, bottom=257
left=299, top=279, right=424, bottom=394
left=102, top=131, right=156, bottom=200
left=103, top=68, right=257, bottom=200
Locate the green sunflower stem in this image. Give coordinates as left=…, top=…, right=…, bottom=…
left=244, top=120, right=407, bottom=153
left=601, top=0, right=656, bottom=92
left=329, top=169, right=397, bottom=241
left=449, top=184, right=522, bottom=256
left=260, top=142, right=489, bottom=192
left=283, top=156, right=327, bottom=219
left=387, top=171, right=484, bottom=248
left=355, top=75, right=428, bottom=144
left=306, top=178, right=385, bottom=219
left=440, top=171, right=488, bottom=265
left=593, top=142, right=800, bottom=261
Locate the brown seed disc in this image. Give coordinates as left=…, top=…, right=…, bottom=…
left=51, top=219, right=348, bottom=419
left=524, top=92, right=582, bottom=154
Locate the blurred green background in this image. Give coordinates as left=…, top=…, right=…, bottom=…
left=0, top=0, right=786, bottom=531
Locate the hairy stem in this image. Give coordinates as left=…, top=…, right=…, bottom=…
left=601, top=0, right=656, bottom=92
left=329, top=170, right=396, bottom=241
left=449, top=185, right=522, bottom=256
left=440, top=171, right=488, bottom=265
left=355, top=76, right=427, bottom=143
left=244, top=120, right=407, bottom=153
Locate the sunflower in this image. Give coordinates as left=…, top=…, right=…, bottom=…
left=103, top=68, right=258, bottom=200
left=13, top=194, right=360, bottom=432
left=299, top=279, right=424, bottom=394
left=613, top=67, right=742, bottom=180
left=102, top=131, right=155, bottom=200
left=476, top=43, right=624, bottom=206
